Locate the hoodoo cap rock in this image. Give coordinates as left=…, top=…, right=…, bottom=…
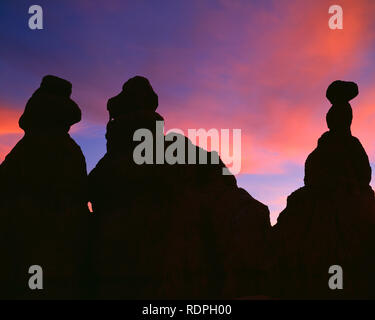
left=107, top=76, right=158, bottom=120
left=19, top=75, right=81, bottom=133
left=326, top=80, right=358, bottom=104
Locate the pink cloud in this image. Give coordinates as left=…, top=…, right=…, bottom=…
left=157, top=0, right=375, bottom=175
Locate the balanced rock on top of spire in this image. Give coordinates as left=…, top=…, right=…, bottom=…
left=273, top=81, right=375, bottom=299
left=304, top=80, right=371, bottom=189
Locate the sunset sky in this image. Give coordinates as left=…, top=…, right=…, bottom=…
left=1, top=0, right=375, bottom=224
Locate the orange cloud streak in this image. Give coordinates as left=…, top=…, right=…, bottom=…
left=0, top=106, right=22, bottom=135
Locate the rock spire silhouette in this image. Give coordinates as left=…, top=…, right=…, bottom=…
left=0, top=75, right=90, bottom=299
left=88, top=76, right=273, bottom=299
left=274, top=80, right=375, bottom=299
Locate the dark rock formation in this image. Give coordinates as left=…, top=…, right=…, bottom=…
left=305, top=80, right=371, bottom=189
left=325, top=80, right=357, bottom=135
left=89, top=76, right=272, bottom=299
left=0, top=76, right=90, bottom=299
left=274, top=80, right=375, bottom=299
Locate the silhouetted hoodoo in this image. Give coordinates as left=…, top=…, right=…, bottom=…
left=0, top=76, right=90, bottom=299
left=89, top=76, right=272, bottom=299
left=274, top=81, right=375, bottom=299
left=5, top=74, right=372, bottom=299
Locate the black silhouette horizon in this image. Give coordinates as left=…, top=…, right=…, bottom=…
left=0, top=74, right=374, bottom=300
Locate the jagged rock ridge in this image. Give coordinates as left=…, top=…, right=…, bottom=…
left=88, top=76, right=273, bottom=299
